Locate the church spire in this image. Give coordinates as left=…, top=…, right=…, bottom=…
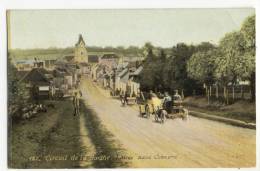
left=76, top=34, right=85, bottom=46
left=74, top=34, right=88, bottom=63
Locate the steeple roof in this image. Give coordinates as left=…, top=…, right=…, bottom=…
left=75, top=34, right=86, bottom=46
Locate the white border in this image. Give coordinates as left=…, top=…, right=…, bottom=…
left=0, top=0, right=257, bottom=9
left=0, top=0, right=259, bottom=171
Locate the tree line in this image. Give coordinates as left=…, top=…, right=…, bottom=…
left=139, top=15, right=255, bottom=102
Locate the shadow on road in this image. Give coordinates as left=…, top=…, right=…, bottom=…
left=80, top=100, right=130, bottom=168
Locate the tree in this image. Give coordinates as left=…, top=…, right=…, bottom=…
left=215, top=31, right=246, bottom=86
left=8, top=55, right=30, bottom=115
left=159, top=49, right=166, bottom=62
left=161, top=57, right=173, bottom=91
left=139, top=45, right=156, bottom=90
left=195, top=42, right=216, bottom=52
left=140, top=46, right=169, bottom=92
left=169, top=43, right=197, bottom=95
left=187, top=49, right=218, bottom=101
left=187, top=49, right=217, bottom=85
left=142, top=42, right=154, bottom=58
left=241, top=15, right=255, bottom=50
left=240, top=15, right=255, bottom=101
left=155, top=49, right=167, bottom=91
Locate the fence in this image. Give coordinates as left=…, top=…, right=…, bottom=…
left=202, top=85, right=252, bottom=104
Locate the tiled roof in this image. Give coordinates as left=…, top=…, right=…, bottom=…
left=88, top=55, right=99, bottom=63
left=20, top=68, right=52, bottom=84
left=64, top=55, right=74, bottom=62
left=101, top=53, right=119, bottom=59
left=132, top=66, right=143, bottom=76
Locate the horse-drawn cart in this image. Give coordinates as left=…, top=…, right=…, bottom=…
left=120, top=95, right=137, bottom=106
left=139, top=91, right=188, bottom=122
left=164, top=95, right=188, bottom=120
left=139, top=92, right=163, bottom=120
left=126, top=97, right=137, bottom=105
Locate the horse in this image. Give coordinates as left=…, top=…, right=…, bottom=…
left=155, top=107, right=167, bottom=124
left=120, top=94, right=128, bottom=106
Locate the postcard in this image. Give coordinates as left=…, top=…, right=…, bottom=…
left=7, top=9, right=256, bottom=168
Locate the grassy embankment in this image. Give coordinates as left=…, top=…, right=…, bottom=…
left=8, top=99, right=82, bottom=168
left=184, top=96, right=255, bottom=123
left=8, top=99, right=129, bottom=168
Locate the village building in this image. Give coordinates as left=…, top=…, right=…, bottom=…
left=44, top=59, right=57, bottom=71
left=77, top=63, right=91, bottom=75
left=14, top=58, right=57, bottom=71
left=60, top=34, right=91, bottom=76
left=129, top=66, right=143, bottom=96
left=19, top=67, right=54, bottom=100
left=88, top=54, right=99, bottom=63
left=121, top=56, right=145, bottom=63
left=74, top=34, right=88, bottom=63
left=99, top=53, right=119, bottom=70
left=14, top=59, right=38, bottom=71
left=116, top=68, right=129, bottom=93
left=53, top=67, right=73, bottom=90
left=129, top=66, right=143, bottom=83
left=113, top=64, right=143, bottom=97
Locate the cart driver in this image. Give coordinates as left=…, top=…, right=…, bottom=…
left=163, top=92, right=172, bottom=104
left=173, top=90, right=182, bottom=101
left=163, top=92, right=172, bottom=113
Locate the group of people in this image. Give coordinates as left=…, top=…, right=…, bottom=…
left=148, top=90, right=182, bottom=113
left=163, top=90, right=182, bottom=104
left=73, top=87, right=182, bottom=116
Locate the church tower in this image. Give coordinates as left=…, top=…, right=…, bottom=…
left=74, top=34, right=88, bottom=63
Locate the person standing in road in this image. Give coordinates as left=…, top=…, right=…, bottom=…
left=73, top=92, right=80, bottom=116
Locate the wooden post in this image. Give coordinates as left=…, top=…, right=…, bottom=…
left=224, top=86, right=226, bottom=99
left=241, top=85, right=244, bottom=99
left=205, top=85, right=208, bottom=97
left=207, top=89, right=210, bottom=105
left=232, top=86, right=235, bottom=100
left=227, top=89, right=229, bottom=105
left=216, top=85, right=219, bottom=98
left=209, top=86, right=212, bottom=97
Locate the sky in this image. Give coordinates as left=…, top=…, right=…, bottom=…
left=9, top=8, right=254, bottom=49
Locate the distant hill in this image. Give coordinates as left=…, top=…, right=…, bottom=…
left=8, top=46, right=144, bottom=61
left=8, top=48, right=74, bottom=60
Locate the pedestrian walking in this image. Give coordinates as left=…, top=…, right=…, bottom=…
left=73, top=92, right=80, bottom=116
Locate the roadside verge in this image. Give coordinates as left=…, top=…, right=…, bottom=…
left=189, top=110, right=256, bottom=129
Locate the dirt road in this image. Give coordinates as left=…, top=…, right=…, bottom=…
left=80, top=78, right=256, bottom=168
